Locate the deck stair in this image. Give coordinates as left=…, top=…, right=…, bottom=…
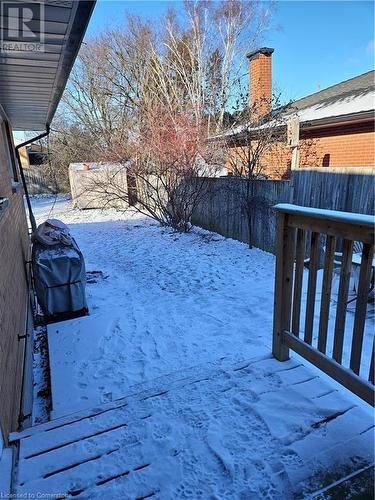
left=10, top=355, right=374, bottom=499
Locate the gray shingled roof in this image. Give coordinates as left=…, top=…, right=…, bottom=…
left=292, top=70, right=374, bottom=111
left=210, top=70, right=374, bottom=140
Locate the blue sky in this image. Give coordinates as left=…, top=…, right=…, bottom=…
left=86, top=0, right=374, bottom=101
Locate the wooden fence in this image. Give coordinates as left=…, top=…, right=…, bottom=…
left=191, top=169, right=375, bottom=254
left=191, top=177, right=291, bottom=253
left=292, top=168, right=375, bottom=215
left=23, top=167, right=56, bottom=195
left=272, top=204, right=374, bottom=405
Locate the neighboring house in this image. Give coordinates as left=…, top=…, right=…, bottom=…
left=224, top=48, right=375, bottom=179
left=14, top=139, right=30, bottom=169
left=0, top=0, right=94, bottom=476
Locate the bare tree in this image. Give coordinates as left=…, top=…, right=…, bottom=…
left=47, top=1, right=273, bottom=229
left=58, top=0, right=273, bottom=140
left=217, top=95, right=288, bottom=248
left=218, top=95, right=321, bottom=247
left=89, top=104, right=221, bottom=231
left=211, top=0, right=272, bottom=130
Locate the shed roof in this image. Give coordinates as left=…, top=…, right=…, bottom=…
left=0, top=0, right=95, bottom=130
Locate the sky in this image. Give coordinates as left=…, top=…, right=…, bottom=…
left=14, top=0, right=374, bottom=140
left=86, top=0, right=375, bottom=102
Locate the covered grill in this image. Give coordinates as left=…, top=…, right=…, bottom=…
left=32, top=219, right=88, bottom=321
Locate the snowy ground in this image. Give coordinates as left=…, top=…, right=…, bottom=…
left=18, top=196, right=373, bottom=499
left=31, top=196, right=374, bottom=418
left=32, top=196, right=275, bottom=416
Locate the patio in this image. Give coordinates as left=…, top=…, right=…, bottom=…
left=10, top=196, right=374, bottom=498
left=12, top=356, right=374, bottom=498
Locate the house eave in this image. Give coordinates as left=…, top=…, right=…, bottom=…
left=0, top=0, right=96, bottom=131
left=45, top=1, right=96, bottom=129
left=300, top=110, right=375, bottom=130
left=210, top=109, right=374, bottom=144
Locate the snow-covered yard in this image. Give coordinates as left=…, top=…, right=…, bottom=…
left=33, top=196, right=276, bottom=416
left=14, top=196, right=373, bottom=498
left=31, top=196, right=374, bottom=418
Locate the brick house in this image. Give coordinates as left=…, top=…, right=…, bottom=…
left=225, top=48, right=375, bottom=178
left=0, top=0, right=94, bottom=478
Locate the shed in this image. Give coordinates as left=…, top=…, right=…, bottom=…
left=69, top=162, right=129, bottom=209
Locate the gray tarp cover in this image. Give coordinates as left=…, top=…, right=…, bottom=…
left=32, top=239, right=87, bottom=317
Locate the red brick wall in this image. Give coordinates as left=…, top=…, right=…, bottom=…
left=227, top=120, right=375, bottom=179
left=0, top=116, right=30, bottom=445
left=300, top=121, right=375, bottom=168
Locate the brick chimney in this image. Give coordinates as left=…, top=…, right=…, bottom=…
left=246, top=47, right=274, bottom=121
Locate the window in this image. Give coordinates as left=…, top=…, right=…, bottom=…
left=322, top=153, right=330, bottom=168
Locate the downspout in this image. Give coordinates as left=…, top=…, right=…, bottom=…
left=15, top=124, right=50, bottom=431
left=15, top=124, right=51, bottom=232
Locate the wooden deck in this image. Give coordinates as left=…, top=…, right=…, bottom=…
left=10, top=355, right=374, bottom=499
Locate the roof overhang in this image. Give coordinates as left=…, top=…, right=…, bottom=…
left=300, top=110, right=375, bottom=130
left=0, top=0, right=95, bottom=131
left=209, top=109, right=375, bottom=143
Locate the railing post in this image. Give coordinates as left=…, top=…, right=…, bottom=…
left=273, top=211, right=295, bottom=361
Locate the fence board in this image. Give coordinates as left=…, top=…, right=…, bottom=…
left=191, top=169, right=374, bottom=254
left=317, top=234, right=336, bottom=354
left=304, top=232, right=320, bottom=344
left=24, top=167, right=56, bottom=194
left=332, top=239, right=354, bottom=364
left=191, top=177, right=291, bottom=252
left=350, top=244, right=374, bottom=374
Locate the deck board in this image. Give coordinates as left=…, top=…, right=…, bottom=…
left=13, top=356, right=374, bottom=498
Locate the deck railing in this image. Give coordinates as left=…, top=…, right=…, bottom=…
left=272, top=204, right=375, bottom=406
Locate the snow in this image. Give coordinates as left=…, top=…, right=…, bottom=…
left=32, top=326, right=51, bottom=425
left=352, top=252, right=375, bottom=266
left=16, top=195, right=375, bottom=498
left=30, top=196, right=374, bottom=419
left=275, top=203, right=375, bottom=227
left=0, top=447, right=12, bottom=495
left=290, top=89, right=374, bottom=123
left=32, top=196, right=275, bottom=417
left=69, top=162, right=129, bottom=172
left=210, top=88, right=375, bottom=139
left=14, top=356, right=375, bottom=498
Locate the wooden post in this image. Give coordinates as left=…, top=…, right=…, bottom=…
left=350, top=244, right=374, bottom=374
left=317, top=235, right=336, bottom=353
left=291, top=228, right=305, bottom=337
left=333, top=239, right=354, bottom=364
left=272, top=211, right=295, bottom=361
left=304, top=232, right=320, bottom=344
